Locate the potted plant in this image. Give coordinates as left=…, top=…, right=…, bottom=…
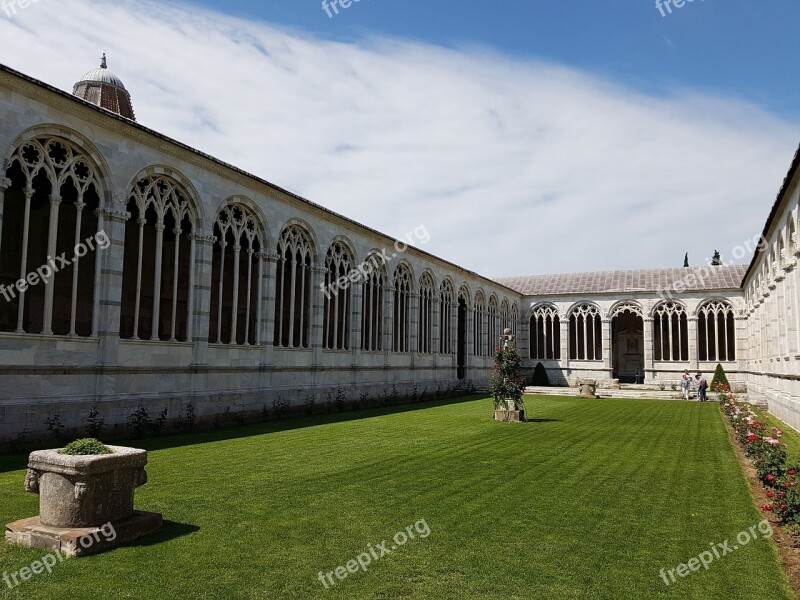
left=6, top=438, right=162, bottom=556
left=490, top=329, right=526, bottom=422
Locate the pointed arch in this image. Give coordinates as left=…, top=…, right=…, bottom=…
left=274, top=224, right=315, bottom=348
left=392, top=262, right=413, bottom=352
left=120, top=172, right=199, bottom=341
left=530, top=303, right=561, bottom=360
left=322, top=238, right=355, bottom=350
left=652, top=301, right=688, bottom=361
left=473, top=290, right=486, bottom=357
left=2, top=132, right=107, bottom=336
left=361, top=251, right=387, bottom=351
left=209, top=198, right=265, bottom=345
left=486, top=294, right=499, bottom=355
left=418, top=270, right=435, bottom=353
left=439, top=278, right=455, bottom=354
left=697, top=298, right=736, bottom=361
left=568, top=303, right=602, bottom=360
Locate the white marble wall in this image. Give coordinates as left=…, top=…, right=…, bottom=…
left=0, top=70, right=519, bottom=442
left=519, top=293, right=746, bottom=388
left=742, top=155, right=800, bottom=429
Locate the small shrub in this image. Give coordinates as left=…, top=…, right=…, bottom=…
left=44, top=414, right=65, bottom=443
left=232, top=409, right=246, bottom=426
left=151, top=408, right=168, bottom=435
left=60, top=438, right=112, bottom=456
left=304, top=394, right=316, bottom=416
left=127, top=404, right=152, bottom=439
left=272, top=397, right=290, bottom=420
left=359, top=392, right=369, bottom=407
left=335, top=387, right=347, bottom=411
left=531, top=362, right=550, bottom=387
left=214, top=407, right=232, bottom=429
left=177, top=402, right=197, bottom=433
left=711, top=363, right=731, bottom=392
left=85, top=407, right=105, bottom=438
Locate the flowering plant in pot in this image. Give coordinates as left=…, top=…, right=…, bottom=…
left=489, top=329, right=526, bottom=421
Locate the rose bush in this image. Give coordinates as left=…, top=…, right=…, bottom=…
left=721, top=396, right=800, bottom=527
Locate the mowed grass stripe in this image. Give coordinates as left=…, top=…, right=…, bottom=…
left=0, top=396, right=792, bottom=599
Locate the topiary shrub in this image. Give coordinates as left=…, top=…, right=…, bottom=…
left=60, top=438, right=112, bottom=456
left=710, top=363, right=730, bottom=392
left=531, top=362, right=550, bottom=386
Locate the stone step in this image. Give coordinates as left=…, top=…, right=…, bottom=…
left=524, top=386, right=751, bottom=402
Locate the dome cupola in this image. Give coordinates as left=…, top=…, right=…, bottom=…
left=73, top=54, right=136, bottom=121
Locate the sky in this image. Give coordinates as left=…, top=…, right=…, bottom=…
left=0, top=0, right=798, bottom=278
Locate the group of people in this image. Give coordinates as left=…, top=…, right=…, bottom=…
left=680, top=370, right=709, bottom=401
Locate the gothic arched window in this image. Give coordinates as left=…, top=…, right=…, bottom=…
left=569, top=303, right=602, bottom=360
left=209, top=203, right=262, bottom=345
left=393, top=263, right=413, bottom=353
left=122, top=175, right=196, bottom=341
left=530, top=304, right=560, bottom=360
left=274, top=225, right=314, bottom=348
left=698, top=299, right=736, bottom=361
left=322, top=241, right=354, bottom=350
left=652, top=302, right=688, bottom=361
left=418, top=272, right=434, bottom=353
left=2, top=136, right=103, bottom=337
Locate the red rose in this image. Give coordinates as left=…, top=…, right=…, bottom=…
left=789, top=470, right=797, bottom=475
left=781, top=504, right=789, bottom=511
left=767, top=490, right=775, bottom=498
left=781, top=491, right=787, bottom=498
left=767, top=474, right=776, bottom=482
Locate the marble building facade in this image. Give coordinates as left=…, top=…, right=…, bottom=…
left=0, top=59, right=797, bottom=441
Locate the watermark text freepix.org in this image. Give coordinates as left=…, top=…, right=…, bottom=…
left=659, top=519, right=772, bottom=586
left=1, top=0, right=49, bottom=19
left=4, top=521, right=117, bottom=590
left=320, top=225, right=430, bottom=300
left=656, top=0, right=704, bottom=18
left=321, top=0, right=365, bottom=19
left=0, top=230, right=110, bottom=303
left=318, top=518, right=431, bottom=589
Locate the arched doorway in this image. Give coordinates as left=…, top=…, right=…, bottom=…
left=457, top=295, right=467, bottom=379
left=611, top=303, right=644, bottom=383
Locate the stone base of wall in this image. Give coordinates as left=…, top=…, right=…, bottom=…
left=0, top=377, right=483, bottom=451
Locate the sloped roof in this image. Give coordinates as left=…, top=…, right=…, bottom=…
left=495, top=265, right=748, bottom=296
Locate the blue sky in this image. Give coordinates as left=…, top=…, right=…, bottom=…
left=1, top=0, right=798, bottom=276
left=191, top=0, right=800, bottom=120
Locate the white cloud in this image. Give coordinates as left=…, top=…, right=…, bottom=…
left=1, top=0, right=797, bottom=277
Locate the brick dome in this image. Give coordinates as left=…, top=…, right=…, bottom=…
left=73, top=54, right=136, bottom=121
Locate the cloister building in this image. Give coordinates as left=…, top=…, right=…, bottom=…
left=0, top=58, right=798, bottom=441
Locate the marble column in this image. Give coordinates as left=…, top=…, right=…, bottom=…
left=601, top=317, right=612, bottom=376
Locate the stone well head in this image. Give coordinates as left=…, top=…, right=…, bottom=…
left=25, top=446, right=148, bottom=528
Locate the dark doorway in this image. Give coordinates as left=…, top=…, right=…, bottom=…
left=457, top=296, right=467, bottom=379
left=612, top=310, right=644, bottom=383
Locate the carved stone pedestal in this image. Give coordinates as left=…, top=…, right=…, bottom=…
left=577, top=379, right=598, bottom=398
left=494, top=410, right=526, bottom=422
left=5, top=446, right=162, bottom=556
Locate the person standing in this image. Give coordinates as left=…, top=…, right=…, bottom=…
left=681, top=370, right=691, bottom=400
left=695, top=373, right=708, bottom=402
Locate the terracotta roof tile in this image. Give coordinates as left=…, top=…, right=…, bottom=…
left=495, top=265, right=747, bottom=296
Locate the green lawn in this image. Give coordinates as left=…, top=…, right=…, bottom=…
left=0, top=395, right=793, bottom=599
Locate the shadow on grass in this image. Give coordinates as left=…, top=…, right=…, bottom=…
left=0, top=395, right=485, bottom=473
left=126, top=520, right=200, bottom=548
left=524, top=418, right=561, bottom=423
